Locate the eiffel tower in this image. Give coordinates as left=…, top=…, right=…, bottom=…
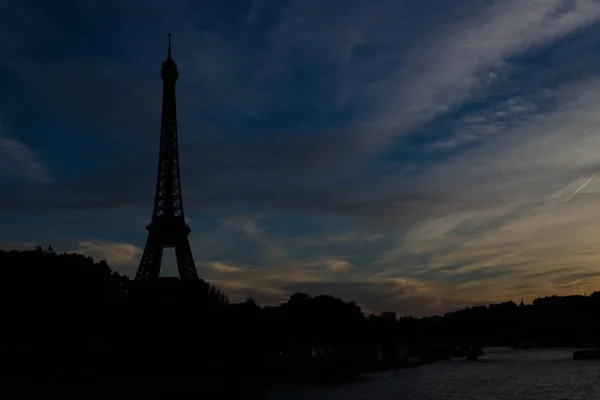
left=135, top=34, right=199, bottom=281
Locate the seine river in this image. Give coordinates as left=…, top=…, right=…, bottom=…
left=267, top=347, right=600, bottom=400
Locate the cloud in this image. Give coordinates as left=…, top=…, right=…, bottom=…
left=378, top=77, right=600, bottom=304
left=173, top=1, right=600, bottom=225
left=204, top=0, right=600, bottom=157
left=324, top=259, right=352, bottom=272
left=0, top=121, right=52, bottom=183
left=204, top=261, right=446, bottom=316
left=69, top=240, right=142, bottom=270
left=0, top=242, right=35, bottom=251
left=205, top=261, right=244, bottom=274
left=0, top=238, right=143, bottom=276
left=5, top=1, right=598, bottom=218
left=14, top=1, right=596, bottom=166
left=194, top=220, right=446, bottom=315
left=360, top=0, right=600, bottom=141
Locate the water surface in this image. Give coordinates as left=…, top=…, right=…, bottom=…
left=267, top=347, right=600, bottom=399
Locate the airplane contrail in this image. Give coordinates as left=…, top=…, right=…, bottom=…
left=564, top=175, right=596, bottom=203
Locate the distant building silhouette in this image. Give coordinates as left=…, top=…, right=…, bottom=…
left=135, top=34, right=199, bottom=281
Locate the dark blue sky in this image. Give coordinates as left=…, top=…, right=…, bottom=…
left=4, top=0, right=600, bottom=315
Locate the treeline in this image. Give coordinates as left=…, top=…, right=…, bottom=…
left=421, top=295, right=600, bottom=347
left=0, top=247, right=412, bottom=376
left=2, top=246, right=600, bottom=378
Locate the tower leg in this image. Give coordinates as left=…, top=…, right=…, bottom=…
left=136, top=234, right=164, bottom=280
left=175, top=239, right=199, bottom=280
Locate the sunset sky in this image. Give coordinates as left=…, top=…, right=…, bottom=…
left=4, top=0, right=600, bottom=316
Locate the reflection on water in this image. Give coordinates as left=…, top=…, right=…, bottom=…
left=267, top=347, right=600, bottom=400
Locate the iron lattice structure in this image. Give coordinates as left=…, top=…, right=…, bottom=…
left=135, top=35, right=199, bottom=281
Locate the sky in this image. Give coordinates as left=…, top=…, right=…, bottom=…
left=4, top=0, right=600, bottom=316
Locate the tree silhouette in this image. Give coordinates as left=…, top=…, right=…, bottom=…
left=4, top=245, right=600, bottom=385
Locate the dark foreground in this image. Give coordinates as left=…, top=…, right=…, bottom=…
left=0, top=342, right=448, bottom=399
left=2, top=359, right=265, bottom=399
left=1, top=350, right=265, bottom=399
left=6, top=347, right=600, bottom=399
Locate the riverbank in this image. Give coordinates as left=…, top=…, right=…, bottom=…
left=0, top=344, right=447, bottom=398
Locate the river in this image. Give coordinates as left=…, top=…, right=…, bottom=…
left=266, top=347, right=600, bottom=399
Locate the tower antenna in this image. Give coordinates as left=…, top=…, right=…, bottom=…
left=168, top=33, right=172, bottom=58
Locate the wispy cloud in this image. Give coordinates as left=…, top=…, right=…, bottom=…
left=324, top=259, right=353, bottom=272
left=205, top=261, right=244, bottom=274
left=366, top=0, right=600, bottom=139
left=385, top=78, right=600, bottom=304
left=0, top=121, right=52, bottom=183
left=70, top=240, right=142, bottom=272
left=202, top=256, right=444, bottom=316
left=0, top=242, right=36, bottom=251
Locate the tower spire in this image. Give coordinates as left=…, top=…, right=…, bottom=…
left=168, top=33, right=172, bottom=59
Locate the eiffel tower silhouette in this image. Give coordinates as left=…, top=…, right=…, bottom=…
left=135, top=34, right=199, bottom=281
